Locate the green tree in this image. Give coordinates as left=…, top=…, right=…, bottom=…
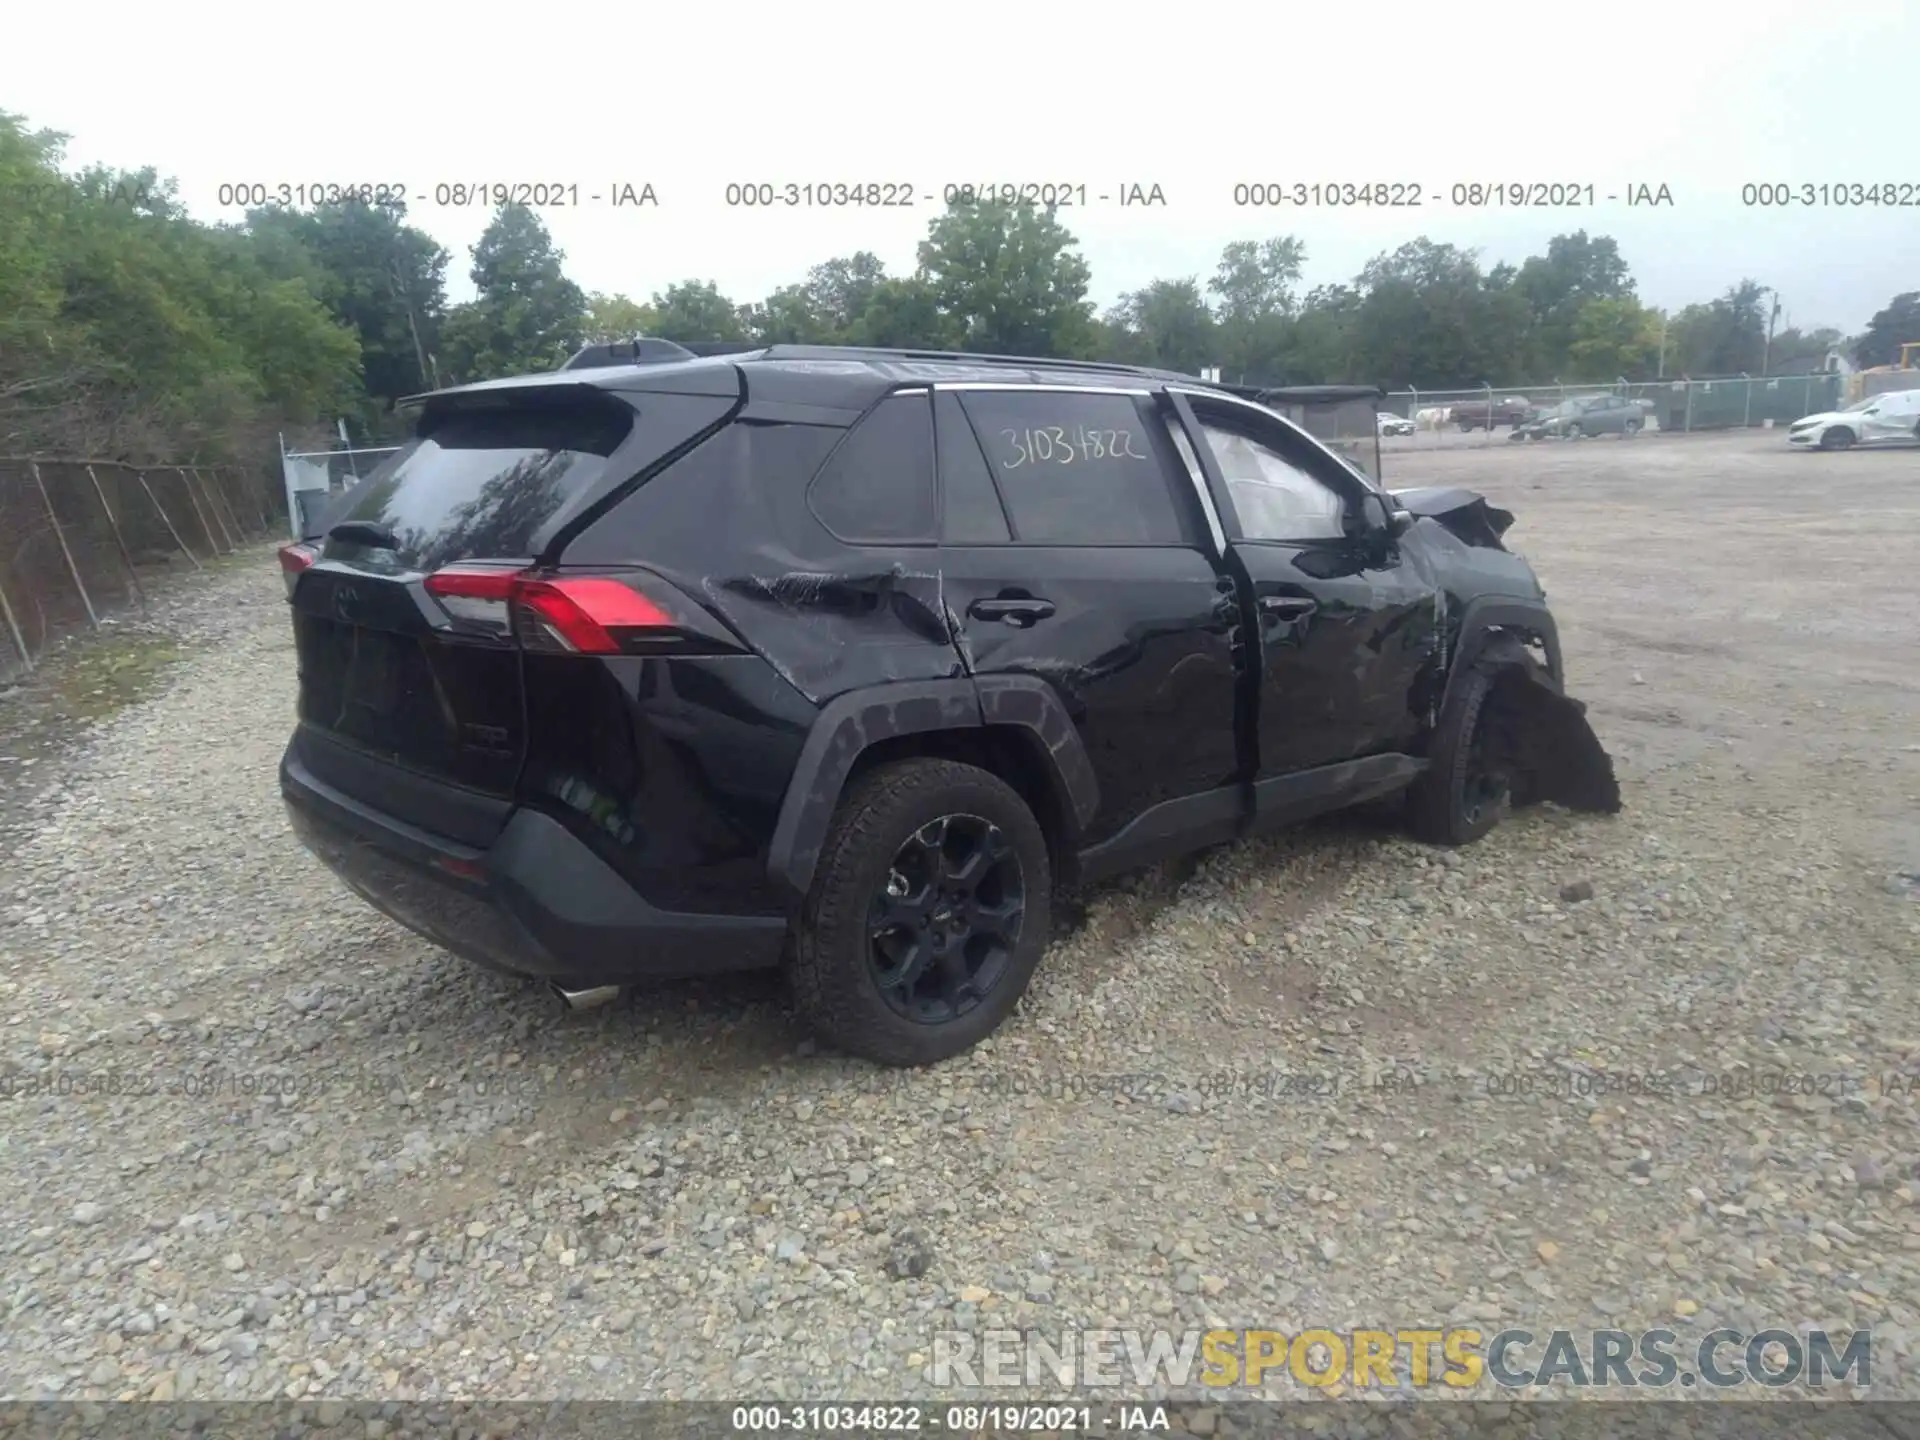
left=246, top=197, right=450, bottom=418
left=1565, top=296, right=1662, bottom=380
left=1512, top=231, right=1636, bottom=374
left=743, top=282, right=832, bottom=344
left=1349, top=240, right=1529, bottom=388
left=1665, top=280, right=1769, bottom=376
left=0, top=111, right=359, bottom=461
left=849, top=276, right=953, bottom=349
left=1279, top=285, right=1361, bottom=382
left=581, top=292, right=659, bottom=344
left=803, top=252, right=888, bottom=337
left=1107, top=279, right=1216, bottom=374
left=439, top=204, right=586, bottom=383
left=1765, top=325, right=1845, bottom=373
left=1853, top=291, right=1920, bottom=368
left=1208, top=237, right=1306, bottom=380
left=649, top=280, right=748, bottom=343
left=916, top=199, right=1095, bottom=357
left=742, top=254, right=894, bottom=346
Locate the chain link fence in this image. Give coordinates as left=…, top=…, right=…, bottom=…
left=1378, top=374, right=1846, bottom=450
left=0, top=458, right=281, bottom=685
left=281, top=442, right=403, bottom=539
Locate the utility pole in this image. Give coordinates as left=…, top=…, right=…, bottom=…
left=393, top=263, right=430, bottom=390
left=1761, top=288, right=1781, bottom=377
left=1656, top=311, right=1668, bottom=379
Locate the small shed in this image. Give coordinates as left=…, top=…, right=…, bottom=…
left=1227, top=383, right=1386, bottom=481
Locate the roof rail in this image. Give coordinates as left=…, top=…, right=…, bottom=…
left=755, top=344, right=1203, bottom=384
left=676, top=340, right=767, bottom=357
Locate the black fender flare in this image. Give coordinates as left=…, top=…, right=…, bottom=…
left=765, top=675, right=1100, bottom=906
left=1441, top=597, right=1564, bottom=715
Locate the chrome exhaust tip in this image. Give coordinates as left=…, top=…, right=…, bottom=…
left=550, top=982, right=623, bottom=1013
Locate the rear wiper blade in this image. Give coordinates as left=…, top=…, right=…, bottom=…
left=328, top=521, right=397, bottom=549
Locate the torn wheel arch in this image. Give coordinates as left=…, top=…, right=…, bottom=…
left=1446, top=626, right=1620, bottom=817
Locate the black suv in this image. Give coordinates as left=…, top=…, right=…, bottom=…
left=278, top=345, right=1619, bottom=1066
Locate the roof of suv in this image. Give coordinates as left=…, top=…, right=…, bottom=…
left=404, top=344, right=1383, bottom=415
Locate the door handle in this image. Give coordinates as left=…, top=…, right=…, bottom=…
left=969, top=596, right=1056, bottom=625
left=1259, top=596, right=1317, bottom=620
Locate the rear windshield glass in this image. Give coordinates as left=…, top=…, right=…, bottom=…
left=325, top=400, right=634, bottom=570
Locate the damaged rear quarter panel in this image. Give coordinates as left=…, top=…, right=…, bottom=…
left=561, top=417, right=967, bottom=707
left=562, top=410, right=984, bottom=901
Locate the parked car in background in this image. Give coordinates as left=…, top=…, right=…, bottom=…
left=1787, top=389, right=1920, bottom=450
left=1451, top=396, right=1533, bottom=431
left=1378, top=411, right=1415, bottom=437
left=1511, top=394, right=1648, bottom=440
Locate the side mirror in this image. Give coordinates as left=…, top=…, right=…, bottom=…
left=1351, top=492, right=1409, bottom=538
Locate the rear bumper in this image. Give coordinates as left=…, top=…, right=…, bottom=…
left=280, top=741, right=788, bottom=983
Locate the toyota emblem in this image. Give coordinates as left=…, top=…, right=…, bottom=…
left=332, top=584, right=361, bottom=623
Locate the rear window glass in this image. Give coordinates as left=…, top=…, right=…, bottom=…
left=957, top=391, right=1192, bottom=545
left=326, top=400, right=634, bottom=570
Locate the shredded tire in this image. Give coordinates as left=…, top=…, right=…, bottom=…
left=1407, top=667, right=1505, bottom=846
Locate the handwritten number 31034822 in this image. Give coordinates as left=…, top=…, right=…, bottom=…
left=999, top=426, right=1149, bottom=469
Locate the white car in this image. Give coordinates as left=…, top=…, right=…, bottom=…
left=1787, top=389, right=1920, bottom=450
left=1377, top=411, right=1415, bottom=437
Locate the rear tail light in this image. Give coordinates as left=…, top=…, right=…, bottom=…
left=277, top=542, right=318, bottom=598
left=422, top=567, right=678, bottom=654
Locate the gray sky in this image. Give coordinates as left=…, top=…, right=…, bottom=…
left=7, top=0, right=1913, bottom=334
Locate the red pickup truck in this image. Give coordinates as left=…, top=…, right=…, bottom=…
left=1451, top=396, right=1534, bottom=431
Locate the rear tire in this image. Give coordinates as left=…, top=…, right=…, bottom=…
left=790, top=759, right=1052, bottom=1066
left=1624, top=419, right=1642, bottom=437
left=1565, top=423, right=1585, bottom=440
left=1408, top=668, right=1509, bottom=847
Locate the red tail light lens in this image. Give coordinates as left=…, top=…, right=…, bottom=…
left=513, top=578, right=673, bottom=652
left=277, top=543, right=318, bottom=598
left=423, top=568, right=674, bottom=654
left=420, top=568, right=516, bottom=602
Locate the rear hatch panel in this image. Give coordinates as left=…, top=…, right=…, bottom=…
left=287, top=377, right=742, bottom=840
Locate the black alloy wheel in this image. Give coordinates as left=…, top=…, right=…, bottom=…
left=867, top=813, right=1025, bottom=1023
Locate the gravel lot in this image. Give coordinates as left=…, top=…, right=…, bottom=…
left=1, top=431, right=1916, bottom=1406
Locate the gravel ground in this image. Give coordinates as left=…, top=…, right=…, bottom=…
left=1, top=432, right=1916, bottom=1406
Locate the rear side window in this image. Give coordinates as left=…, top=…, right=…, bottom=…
left=326, top=399, right=634, bottom=571
left=957, top=391, right=1192, bottom=545
left=807, top=391, right=936, bottom=544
